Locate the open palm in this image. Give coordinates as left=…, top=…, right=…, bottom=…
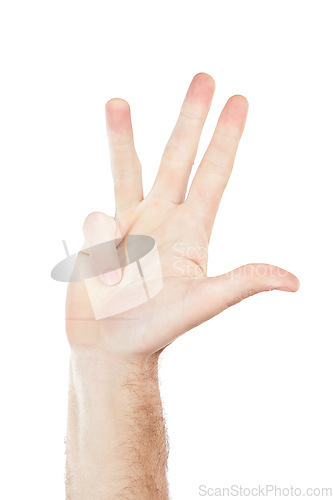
left=66, top=73, right=299, bottom=358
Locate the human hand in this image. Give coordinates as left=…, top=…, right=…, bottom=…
left=66, top=73, right=299, bottom=360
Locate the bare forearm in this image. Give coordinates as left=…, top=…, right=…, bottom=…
left=66, top=347, right=169, bottom=499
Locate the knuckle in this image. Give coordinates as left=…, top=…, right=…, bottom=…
left=244, top=288, right=257, bottom=299
left=162, top=143, right=189, bottom=166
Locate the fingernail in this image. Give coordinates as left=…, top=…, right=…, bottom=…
left=274, top=287, right=292, bottom=292
left=100, top=269, right=122, bottom=285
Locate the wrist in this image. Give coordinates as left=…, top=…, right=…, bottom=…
left=66, top=345, right=168, bottom=500
left=69, top=344, right=160, bottom=391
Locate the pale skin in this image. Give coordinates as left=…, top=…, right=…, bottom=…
left=65, top=73, right=299, bottom=499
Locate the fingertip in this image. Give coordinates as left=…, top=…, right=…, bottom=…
left=105, top=97, right=130, bottom=112
left=228, top=94, right=249, bottom=108
left=192, top=72, right=216, bottom=89
left=275, top=273, right=300, bottom=293
left=224, top=94, right=249, bottom=117
left=219, top=94, right=249, bottom=133
left=186, top=72, right=216, bottom=108
left=105, top=98, right=132, bottom=134
left=289, top=272, right=300, bottom=292
left=82, top=211, right=107, bottom=231
left=287, top=273, right=300, bottom=293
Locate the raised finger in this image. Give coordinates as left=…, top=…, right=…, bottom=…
left=150, top=73, right=215, bottom=204
left=106, top=98, right=143, bottom=213
left=186, top=95, right=248, bottom=236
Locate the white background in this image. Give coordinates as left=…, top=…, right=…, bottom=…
left=1, top=1, right=332, bottom=498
